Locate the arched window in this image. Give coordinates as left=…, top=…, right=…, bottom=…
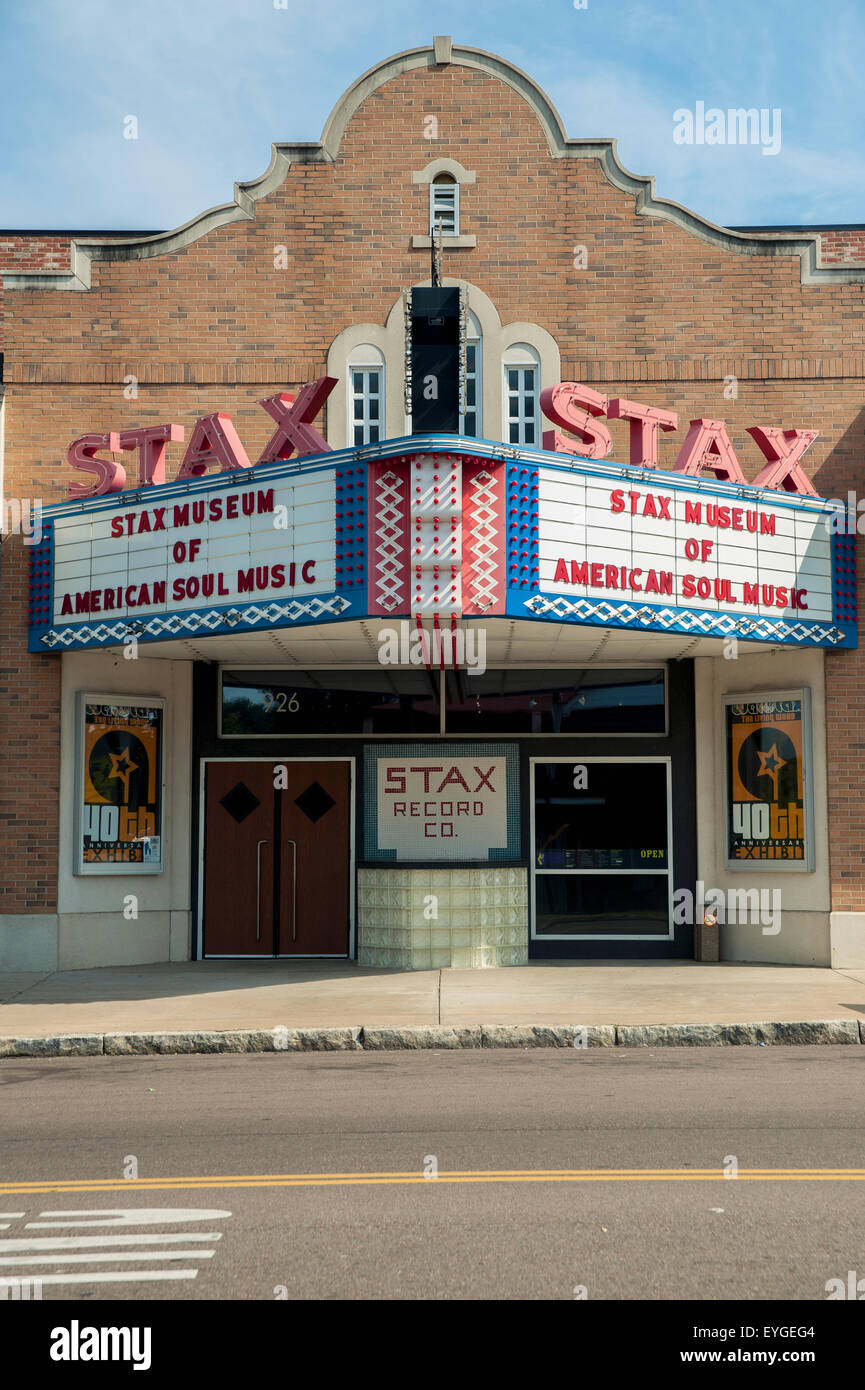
left=327, top=284, right=560, bottom=449
left=429, top=173, right=459, bottom=237
left=503, top=344, right=541, bottom=447
left=347, top=345, right=385, bottom=447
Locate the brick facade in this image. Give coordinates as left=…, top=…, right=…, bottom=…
left=1, top=50, right=863, bottom=915
left=818, top=230, right=865, bottom=265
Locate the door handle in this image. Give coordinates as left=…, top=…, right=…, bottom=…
left=255, top=839, right=268, bottom=942
left=285, top=839, right=297, bottom=942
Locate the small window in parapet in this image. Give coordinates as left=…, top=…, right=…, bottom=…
left=429, top=174, right=459, bottom=237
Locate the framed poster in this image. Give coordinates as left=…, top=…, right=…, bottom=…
left=723, top=690, right=813, bottom=871
left=75, top=695, right=165, bottom=874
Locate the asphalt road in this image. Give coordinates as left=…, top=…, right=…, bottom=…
left=1, top=1047, right=864, bottom=1301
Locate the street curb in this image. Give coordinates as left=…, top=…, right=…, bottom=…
left=102, top=1028, right=364, bottom=1054
left=479, top=1025, right=616, bottom=1048
left=361, top=1026, right=482, bottom=1049
left=615, top=1019, right=861, bottom=1047
left=0, top=1019, right=862, bottom=1056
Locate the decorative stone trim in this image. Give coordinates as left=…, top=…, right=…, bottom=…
left=6, top=354, right=864, bottom=389
left=411, top=234, right=476, bottom=249
left=411, top=158, right=476, bottom=185
left=4, top=39, right=862, bottom=293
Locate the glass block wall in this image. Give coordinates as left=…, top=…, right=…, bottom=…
left=357, top=868, right=528, bottom=968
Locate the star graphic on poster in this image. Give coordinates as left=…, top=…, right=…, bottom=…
left=757, top=744, right=786, bottom=778
left=755, top=742, right=786, bottom=802
left=107, top=747, right=138, bottom=799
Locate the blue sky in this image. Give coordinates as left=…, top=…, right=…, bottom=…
left=1, top=0, right=862, bottom=230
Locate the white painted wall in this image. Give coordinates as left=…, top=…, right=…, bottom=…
left=57, top=653, right=194, bottom=968
left=694, top=649, right=830, bottom=964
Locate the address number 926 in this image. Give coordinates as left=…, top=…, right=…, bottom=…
left=262, top=690, right=300, bottom=714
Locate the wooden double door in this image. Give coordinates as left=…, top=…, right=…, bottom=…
left=202, top=760, right=351, bottom=957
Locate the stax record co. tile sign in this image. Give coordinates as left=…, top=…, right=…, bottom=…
left=27, top=377, right=857, bottom=652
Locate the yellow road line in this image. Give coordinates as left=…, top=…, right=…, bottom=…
left=2, top=1169, right=865, bottom=1195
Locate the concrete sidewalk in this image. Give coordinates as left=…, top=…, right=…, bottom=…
left=2, top=960, right=865, bottom=1051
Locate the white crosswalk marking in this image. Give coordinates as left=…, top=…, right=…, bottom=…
left=0, top=1207, right=232, bottom=1290
left=0, top=1232, right=222, bottom=1251
left=0, top=1250, right=216, bottom=1264
left=25, top=1208, right=232, bottom=1228
left=2, top=1270, right=199, bottom=1286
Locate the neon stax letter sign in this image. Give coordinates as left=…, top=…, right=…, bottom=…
left=540, top=383, right=819, bottom=496
left=66, top=379, right=337, bottom=499
left=66, top=376, right=818, bottom=500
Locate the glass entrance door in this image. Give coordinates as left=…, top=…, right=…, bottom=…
left=531, top=759, right=672, bottom=940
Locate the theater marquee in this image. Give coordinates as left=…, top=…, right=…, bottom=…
left=28, top=430, right=856, bottom=653
left=29, top=459, right=356, bottom=651
left=530, top=467, right=841, bottom=639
